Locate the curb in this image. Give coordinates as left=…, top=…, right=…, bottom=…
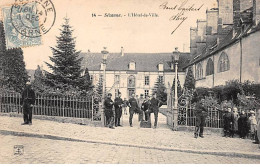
left=1, top=129, right=260, bottom=159
left=0, top=112, right=102, bottom=127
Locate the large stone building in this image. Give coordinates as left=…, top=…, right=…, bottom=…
left=80, top=48, right=190, bottom=99
left=184, top=0, right=260, bottom=88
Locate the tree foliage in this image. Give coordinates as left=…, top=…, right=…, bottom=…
left=153, top=76, right=167, bottom=103
left=0, top=21, right=28, bottom=93
left=171, top=74, right=182, bottom=98
left=44, top=17, right=84, bottom=91
left=184, top=67, right=195, bottom=90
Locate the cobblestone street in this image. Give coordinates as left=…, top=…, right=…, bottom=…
left=1, top=134, right=260, bottom=164
left=0, top=113, right=260, bottom=164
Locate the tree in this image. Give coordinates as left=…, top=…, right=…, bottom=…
left=153, top=76, right=167, bottom=103
left=44, top=17, right=83, bottom=91
left=96, top=76, right=104, bottom=97
left=171, top=74, right=182, bottom=98
left=184, top=67, right=195, bottom=90
left=2, top=48, right=28, bottom=93
left=0, top=21, right=28, bottom=93
left=0, top=21, right=6, bottom=88
left=78, top=68, right=93, bottom=94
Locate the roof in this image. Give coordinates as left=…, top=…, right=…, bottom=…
left=80, top=52, right=191, bottom=72
left=184, top=12, right=260, bottom=69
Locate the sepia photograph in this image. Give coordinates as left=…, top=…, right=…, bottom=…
left=0, top=0, right=260, bottom=164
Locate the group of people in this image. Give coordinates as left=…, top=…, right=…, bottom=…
left=20, top=81, right=259, bottom=144
left=194, top=98, right=259, bottom=142
left=222, top=107, right=259, bottom=141
left=104, top=92, right=162, bottom=129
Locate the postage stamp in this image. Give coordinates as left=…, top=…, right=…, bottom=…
left=1, top=0, right=56, bottom=49
left=2, top=4, right=42, bottom=49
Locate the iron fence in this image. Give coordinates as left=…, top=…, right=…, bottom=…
left=0, top=92, right=101, bottom=120
left=178, top=104, right=224, bottom=128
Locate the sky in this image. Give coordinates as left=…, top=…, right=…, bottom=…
left=0, top=0, right=217, bottom=70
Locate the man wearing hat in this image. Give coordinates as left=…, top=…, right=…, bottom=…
left=194, top=99, right=207, bottom=138
left=149, top=93, right=162, bottom=128
left=138, top=94, right=145, bottom=121
left=21, top=79, right=36, bottom=125
left=104, top=93, right=115, bottom=129
left=223, top=107, right=234, bottom=137
left=128, top=92, right=142, bottom=127
left=114, top=92, right=123, bottom=127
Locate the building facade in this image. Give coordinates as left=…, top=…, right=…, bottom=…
left=185, top=0, right=260, bottom=88
left=80, top=48, right=190, bottom=99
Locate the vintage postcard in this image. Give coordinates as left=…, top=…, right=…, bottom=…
left=0, top=0, right=260, bottom=164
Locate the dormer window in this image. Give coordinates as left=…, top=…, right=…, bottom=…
left=158, top=63, right=164, bottom=71
left=129, top=62, right=136, bottom=70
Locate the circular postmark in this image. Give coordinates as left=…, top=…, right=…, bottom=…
left=10, top=0, right=56, bottom=38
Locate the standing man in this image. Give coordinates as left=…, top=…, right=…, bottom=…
left=223, top=107, right=234, bottom=137
left=142, top=95, right=151, bottom=121
left=114, top=92, right=123, bottom=127
left=138, top=94, right=145, bottom=121
left=104, top=93, right=115, bottom=129
left=21, top=80, right=36, bottom=125
left=194, top=99, right=207, bottom=138
left=128, top=93, right=142, bottom=127
left=150, top=93, right=161, bottom=129
left=122, top=98, right=129, bottom=115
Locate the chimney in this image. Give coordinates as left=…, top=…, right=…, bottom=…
left=253, top=0, right=260, bottom=25
left=218, top=0, right=234, bottom=25
left=233, top=0, right=241, bottom=30
left=121, top=46, right=124, bottom=57
left=206, top=8, right=218, bottom=34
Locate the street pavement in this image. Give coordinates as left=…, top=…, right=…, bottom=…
left=1, top=134, right=260, bottom=164
left=0, top=112, right=260, bottom=164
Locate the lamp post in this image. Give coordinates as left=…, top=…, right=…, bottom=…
left=172, top=47, right=180, bottom=130
left=101, top=47, right=109, bottom=126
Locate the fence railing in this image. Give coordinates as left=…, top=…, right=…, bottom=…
left=178, top=105, right=224, bottom=128
left=0, top=92, right=97, bottom=119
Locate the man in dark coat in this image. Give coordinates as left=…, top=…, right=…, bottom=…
left=21, top=81, right=36, bottom=125
left=194, top=99, right=207, bottom=138
left=114, top=92, right=123, bottom=127
left=223, top=107, right=234, bottom=137
left=150, top=93, right=162, bottom=128
left=239, top=110, right=249, bottom=139
left=128, top=93, right=142, bottom=127
left=104, top=93, right=114, bottom=129
left=142, top=95, right=151, bottom=121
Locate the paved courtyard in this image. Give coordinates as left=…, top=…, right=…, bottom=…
left=0, top=112, right=260, bottom=164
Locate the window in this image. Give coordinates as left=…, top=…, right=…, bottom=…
left=145, top=90, right=149, bottom=97
left=90, top=75, right=93, bottom=81
left=158, top=63, right=164, bottom=71
left=129, top=62, right=136, bottom=70
left=144, top=76, right=150, bottom=85
left=158, top=76, right=164, bottom=83
left=128, top=75, right=135, bottom=88
left=206, top=58, right=214, bottom=76
left=218, top=52, right=230, bottom=72
left=115, top=75, right=120, bottom=84
left=196, top=63, right=203, bottom=79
